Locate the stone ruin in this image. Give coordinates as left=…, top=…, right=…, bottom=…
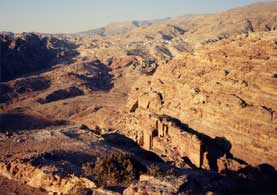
left=133, top=114, right=204, bottom=168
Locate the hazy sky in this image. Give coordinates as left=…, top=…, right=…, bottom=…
left=0, top=0, right=274, bottom=33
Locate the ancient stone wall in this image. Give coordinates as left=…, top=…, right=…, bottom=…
left=156, top=117, right=203, bottom=167
left=132, top=114, right=203, bottom=167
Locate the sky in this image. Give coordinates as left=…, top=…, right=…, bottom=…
left=0, top=0, right=274, bottom=33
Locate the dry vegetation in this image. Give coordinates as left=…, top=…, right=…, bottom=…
left=82, top=153, right=145, bottom=187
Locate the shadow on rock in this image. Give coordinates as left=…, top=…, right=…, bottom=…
left=30, top=151, right=96, bottom=177
left=0, top=33, right=80, bottom=82
left=0, top=76, right=51, bottom=104
left=0, top=112, right=67, bottom=133
left=69, top=60, right=114, bottom=91
left=102, top=133, right=163, bottom=164
left=159, top=115, right=238, bottom=171
left=37, top=86, right=84, bottom=104
left=222, top=163, right=277, bottom=194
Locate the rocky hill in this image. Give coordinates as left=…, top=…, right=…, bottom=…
left=77, top=2, right=277, bottom=65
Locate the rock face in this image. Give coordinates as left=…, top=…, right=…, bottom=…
left=128, top=114, right=203, bottom=168
left=0, top=161, right=97, bottom=194
left=0, top=175, right=48, bottom=195
left=0, top=126, right=139, bottom=195
left=128, top=31, right=277, bottom=170
left=0, top=33, right=78, bottom=81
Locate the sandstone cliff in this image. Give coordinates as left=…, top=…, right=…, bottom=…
left=128, top=31, right=277, bottom=169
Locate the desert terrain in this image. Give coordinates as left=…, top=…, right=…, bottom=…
left=0, top=2, right=277, bottom=195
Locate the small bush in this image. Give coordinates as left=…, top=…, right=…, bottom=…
left=147, top=164, right=176, bottom=177
left=82, top=153, right=145, bottom=187
left=82, top=162, right=94, bottom=177
left=147, top=164, right=162, bottom=177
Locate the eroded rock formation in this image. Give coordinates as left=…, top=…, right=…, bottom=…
left=0, top=161, right=97, bottom=194
left=128, top=31, right=277, bottom=170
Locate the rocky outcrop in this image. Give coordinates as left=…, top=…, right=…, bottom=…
left=123, top=175, right=186, bottom=195
left=0, top=76, right=51, bottom=104
left=128, top=31, right=277, bottom=169
left=0, top=127, right=132, bottom=195
left=38, top=87, right=84, bottom=104
left=123, top=172, right=237, bottom=195
left=0, top=161, right=96, bottom=194
left=14, top=76, right=51, bottom=93
left=0, top=175, right=48, bottom=195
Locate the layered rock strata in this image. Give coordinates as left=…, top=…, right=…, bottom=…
left=128, top=31, right=277, bottom=170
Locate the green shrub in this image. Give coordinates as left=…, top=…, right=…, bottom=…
left=82, top=153, right=145, bottom=187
